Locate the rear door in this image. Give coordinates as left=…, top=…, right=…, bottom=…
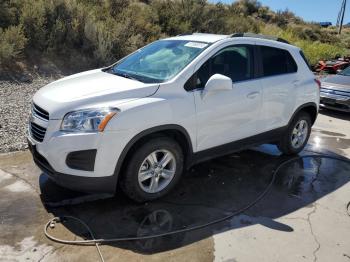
left=186, top=44, right=263, bottom=152
left=257, top=45, right=299, bottom=132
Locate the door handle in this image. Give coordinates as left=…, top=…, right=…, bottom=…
left=247, top=91, right=260, bottom=99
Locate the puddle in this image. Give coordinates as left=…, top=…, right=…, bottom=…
left=312, top=129, right=346, bottom=137
left=40, top=147, right=350, bottom=253
left=310, top=133, right=350, bottom=156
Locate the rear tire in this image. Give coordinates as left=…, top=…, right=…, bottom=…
left=278, top=112, right=311, bottom=155
left=121, top=137, right=184, bottom=202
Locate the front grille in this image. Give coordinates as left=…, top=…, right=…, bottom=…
left=32, top=103, right=49, bottom=121
left=320, top=87, right=350, bottom=98
left=30, top=122, right=47, bottom=142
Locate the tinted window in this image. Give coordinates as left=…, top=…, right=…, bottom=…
left=260, top=46, right=297, bottom=77
left=337, top=66, right=350, bottom=76
left=185, top=45, right=253, bottom=91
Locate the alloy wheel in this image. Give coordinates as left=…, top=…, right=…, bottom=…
left=138, top=149, right=176, bottom=193
left=291, top=119, right=308, bottom=149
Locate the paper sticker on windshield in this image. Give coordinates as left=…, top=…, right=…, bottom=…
left=184, top=42, right=208, bottom=49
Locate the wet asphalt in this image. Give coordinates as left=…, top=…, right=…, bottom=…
left=0, top=108, right=349, bottom=261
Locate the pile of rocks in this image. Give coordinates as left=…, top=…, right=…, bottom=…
left=0, top=77, right=55, bottom=153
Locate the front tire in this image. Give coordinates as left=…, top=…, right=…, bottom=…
left=278, top=112, right=312, bottom=155
left=121, top=137, right=184, bottom=202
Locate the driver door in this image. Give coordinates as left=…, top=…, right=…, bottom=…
left=188, top=44, right=263, bottom=152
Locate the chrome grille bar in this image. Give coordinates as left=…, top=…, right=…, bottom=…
left=32, top=103, right=49, bottom=121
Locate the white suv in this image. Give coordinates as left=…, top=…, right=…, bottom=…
left=28, top=33, right=319, bottom=202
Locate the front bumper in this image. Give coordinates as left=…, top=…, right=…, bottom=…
left=27, top=115, right=134, bottom=193
left=28, top=139, right=117, bottom=193
left=320, top=93, right=350, bottom=112
left=27, top=116, right=133, bottom=175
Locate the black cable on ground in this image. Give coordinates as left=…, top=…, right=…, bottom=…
left=44, top=153, right=350, bottom=262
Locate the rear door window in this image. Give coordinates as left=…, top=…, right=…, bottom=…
left=260, top=46, right=297, bottom=77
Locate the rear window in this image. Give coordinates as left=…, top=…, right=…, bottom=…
left=260, top=46, right=298, bottom=77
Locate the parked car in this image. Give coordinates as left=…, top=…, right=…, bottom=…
left=319, top=22, right=332, bottom=28
left=28, top=33, right=319, bottom=202
left=315, top=57, right=350, bottom=74
left=320, top=66, right=350, bottom=112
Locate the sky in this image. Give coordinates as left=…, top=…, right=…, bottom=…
left=211, top=0, right=348, bottom=25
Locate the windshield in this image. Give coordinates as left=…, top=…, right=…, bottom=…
left=338, top=66, right=350, bottom=76
left=110, top=40, right=209, bottom=83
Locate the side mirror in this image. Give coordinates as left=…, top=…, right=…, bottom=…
left=202, top=74, right=232, bottom=99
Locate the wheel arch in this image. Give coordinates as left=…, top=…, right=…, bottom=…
left=289, top=102, right=318, bottom=126
left=113, top=124, right=194, bottom=189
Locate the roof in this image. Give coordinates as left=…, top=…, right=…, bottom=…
left=165, top=32, right=296, bottom=49
left=165, top=33, right=229, bottom=43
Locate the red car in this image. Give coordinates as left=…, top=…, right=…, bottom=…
left=315, top=58, right=350, bottom=74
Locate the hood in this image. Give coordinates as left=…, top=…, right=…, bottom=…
left=33, top=69, right=159, bottom=119
left=322, top=74, right=350, bottom=92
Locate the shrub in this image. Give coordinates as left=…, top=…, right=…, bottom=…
left=232, top=0, right=261, bottom=16
left=84, top=17, right=117, bottom=64
left=1, top=0, right=349, bottom=71
left=260, top=24, right=347, bottom=65
left=20, top=0, right=47, bottom=49
left=0, top=0, right=21, bottom=28
left=0, top=26, right=27, bottom=66
left=107, top=0, right=130, bottom=17
left=296, top=41, right=347, bottom=65
left=257, top=6, right=272, bottom=22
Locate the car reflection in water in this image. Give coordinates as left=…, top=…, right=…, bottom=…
left=40, top=144, right=350, bottom=253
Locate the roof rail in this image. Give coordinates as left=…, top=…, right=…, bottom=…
left=177, top=32, right=193, bottom=36
left=231, top=33, right=290, bottom=44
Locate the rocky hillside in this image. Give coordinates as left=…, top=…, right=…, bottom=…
left=1, top=0, right=349, bottom=79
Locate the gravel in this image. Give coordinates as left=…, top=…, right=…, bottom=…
left=0, top=77, right=57, bottom=153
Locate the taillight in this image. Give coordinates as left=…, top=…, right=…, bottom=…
left=314, top=79, right=321, bottom=89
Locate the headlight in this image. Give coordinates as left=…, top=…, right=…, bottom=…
left=61, top=108, right=119, bottom=132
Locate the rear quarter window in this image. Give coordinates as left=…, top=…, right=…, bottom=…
left=260, top=46, right=298, bottom=77
left=299, top=50, right=311, bottom=69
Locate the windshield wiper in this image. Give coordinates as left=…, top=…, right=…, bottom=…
left=113, top=71, right=141, bottom=82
